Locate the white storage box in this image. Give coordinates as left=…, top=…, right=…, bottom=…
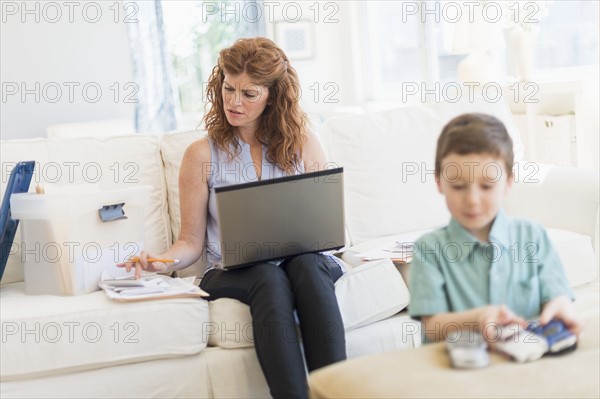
left=10, top=186, right=151, bottom=295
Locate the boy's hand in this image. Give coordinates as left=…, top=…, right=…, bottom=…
left=540, top=295, right=583, bottom=337
left=478, top=304, right=527, bottom=342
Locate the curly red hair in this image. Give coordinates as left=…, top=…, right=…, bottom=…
left=202, top=37, right=308, bottom=174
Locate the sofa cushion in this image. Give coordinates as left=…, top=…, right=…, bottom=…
left=0, top=135, right=172, bottom=286
left=1, top=349, right=213, bottom=399
left=207, top=298, right=254, bottom=348
left=206, top=258, right=410, bottom=348
left=321, top=98, right=524, bottom=247
left=159, top=130, right=208, bottom=278
left=0, top=282, right=209, bottom=381
left=547, top=228, right=598, bottom=288
left=505, top=163, right=600, bottom=258
left=345, top=313, right=421, bottom=359
left=335, top=258, right=409, bottom=330
left=322, top=105, right=448, bottom=246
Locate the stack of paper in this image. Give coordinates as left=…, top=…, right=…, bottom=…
left=356, top=241, right=415, bottom=263
left=99, top=272, right=209, bottom=302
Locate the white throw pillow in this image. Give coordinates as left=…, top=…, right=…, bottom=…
left=335, top=258, right=410, bottom=331
left=321, top=105, right=449, bottom=246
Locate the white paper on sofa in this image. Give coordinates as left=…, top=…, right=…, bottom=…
left=356, top=241, right=414, bottom=263
left=99, top=272, right=208, bottom=302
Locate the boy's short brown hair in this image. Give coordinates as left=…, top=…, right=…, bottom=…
left=435, top=113, right=514, bottom=178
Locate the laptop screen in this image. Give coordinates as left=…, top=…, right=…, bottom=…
left=214, top=167, right=345, bottom=269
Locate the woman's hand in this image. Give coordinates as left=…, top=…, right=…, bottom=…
left=540, top=295, right=583, bottom=337
left=116, top=250, right=171, bottom=279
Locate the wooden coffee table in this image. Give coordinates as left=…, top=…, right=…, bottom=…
left=310, top=312, right=599, bottom=398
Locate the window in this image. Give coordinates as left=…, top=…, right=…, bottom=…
left=162, top=0, right=264, bottom=114
left=360, top=1, right=468, bottom=100
left=535, top=1, right=599, bottom=70
left=360, top=1, right=426, bottom=100
left=361, top=0, right=599, bottom=100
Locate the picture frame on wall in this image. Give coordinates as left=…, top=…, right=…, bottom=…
left=274, top=20, right=314, bottom=60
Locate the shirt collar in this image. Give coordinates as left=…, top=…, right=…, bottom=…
left=447, top=217, right=477, bottom=246
left=447, top=209, right=511, bottom=261
left=488, top=209, right=511, bottom=251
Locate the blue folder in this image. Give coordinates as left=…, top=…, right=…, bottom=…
left=0, top=161, right=35, bottom=281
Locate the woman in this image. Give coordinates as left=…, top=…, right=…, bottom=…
left=125, top=37, right=346, bottom=399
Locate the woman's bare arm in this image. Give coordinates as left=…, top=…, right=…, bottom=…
left=125, top=138, right=211, bottom=277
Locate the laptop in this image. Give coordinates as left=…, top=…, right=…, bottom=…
left=214, top=167, right=345, bottom=269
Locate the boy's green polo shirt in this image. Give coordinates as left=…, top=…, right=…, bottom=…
left=409, top=210, right=574, bottom=321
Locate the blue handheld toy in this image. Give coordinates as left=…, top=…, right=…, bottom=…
left=527, top=319, right=578, bottom=355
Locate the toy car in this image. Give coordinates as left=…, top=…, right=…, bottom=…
left=445, top=330, right=490, bottom=369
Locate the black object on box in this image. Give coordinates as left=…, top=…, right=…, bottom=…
left=0, top=161, right=35, bottom=280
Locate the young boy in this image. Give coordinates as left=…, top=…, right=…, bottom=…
left=409, top=113, right=582, bottom=342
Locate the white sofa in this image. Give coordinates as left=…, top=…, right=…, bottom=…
left=1, top=98, right=598, bottom=398
left=1, top=127, right=415, bottom=398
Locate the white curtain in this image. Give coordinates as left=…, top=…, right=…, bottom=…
left=127, top=0, right=179, bottom=134
left=127, top=1, right=265, bottom=134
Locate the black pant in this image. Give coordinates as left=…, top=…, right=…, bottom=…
left=200, top=253, right=346, bottom=399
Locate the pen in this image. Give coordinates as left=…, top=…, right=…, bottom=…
left=115, top=258, right=180, bottom=267
left=126, top=257, right=180, bottom=264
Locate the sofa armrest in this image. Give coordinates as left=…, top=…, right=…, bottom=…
left=505, top=162, right=599, bottom=255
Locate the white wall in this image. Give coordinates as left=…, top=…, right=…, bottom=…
left=1, top=1, right=362, bottom=139
left=265, top=1, right=363, bottom=120
left=0, top=1, right=134, bottom=140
